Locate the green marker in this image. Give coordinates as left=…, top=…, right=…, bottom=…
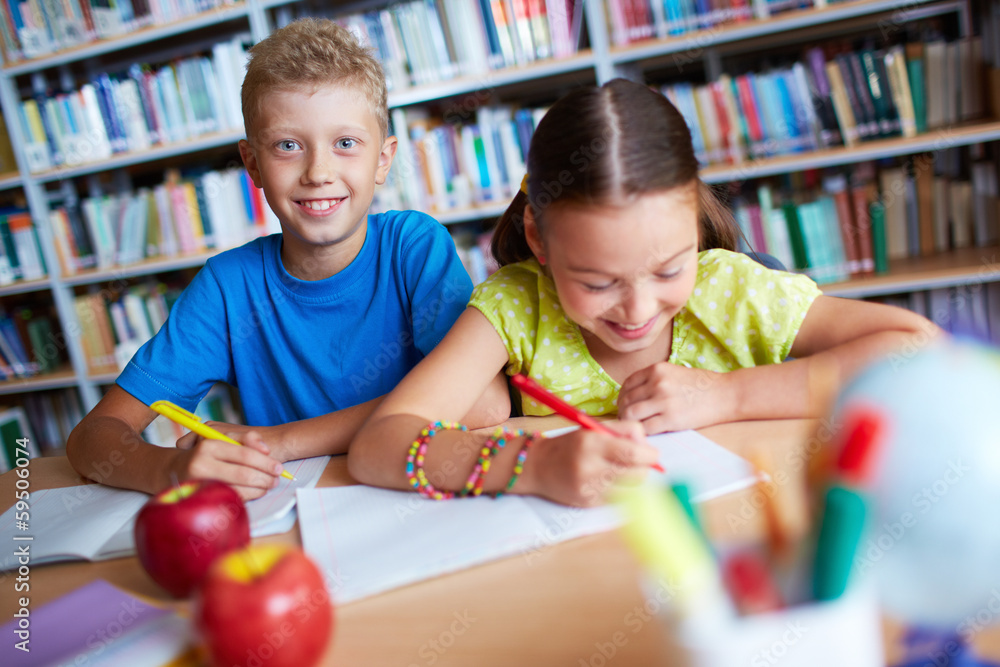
left=811, top=485, right=867, bottom=601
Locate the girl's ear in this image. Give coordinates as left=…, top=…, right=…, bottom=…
left=523, top=206, right=546, bottom=261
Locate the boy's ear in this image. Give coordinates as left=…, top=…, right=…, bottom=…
left=239, top=139, right=262, bottom=188
left=523, top=206, right=545, bottom=260
left=375, top=135, right=398, bottom=185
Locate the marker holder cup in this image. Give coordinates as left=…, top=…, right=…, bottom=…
left=649, top=581, right=884, bottom=667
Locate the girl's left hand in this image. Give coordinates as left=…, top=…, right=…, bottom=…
left=617, top=362, right=732, bottom=434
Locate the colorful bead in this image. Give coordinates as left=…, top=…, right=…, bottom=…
left=405, top=421, right=468, bottom=500
left=497, top=431, right=542, bottom=497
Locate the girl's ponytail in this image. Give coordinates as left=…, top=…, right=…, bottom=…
left=698, top=181, right=739, bottom=252
left=491, top=190, right=534, bottom=266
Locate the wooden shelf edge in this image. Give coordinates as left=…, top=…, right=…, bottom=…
left=88, top=371, right=121, bottom=385
left=822, top=246, right=1000, bottom=298
left=2, top=4, right=251, bottom=76
left=609, top=0, right=939, bottom=63
left=436, top=203, right=509, bottom=225
left=0, top=276, right=52, bottom=296
left=0, top=365, right=78, bottom=395
left=31, top=130, right=244, bottom=184
left=0, top=171, right=22, bottom=191
left=701, top=121, right=1000, bottom=183
left=387, top=51, right=597, bottom=109
left=61, top=248, right=233, bottom=286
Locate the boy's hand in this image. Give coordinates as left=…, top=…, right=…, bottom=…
left=175, top=422, right=286, bottom=460
left=173, top=430, right=283, bottom=501
left=518, top=420, right=658, bottom=507
left=618, top=362, right=733, bottom=434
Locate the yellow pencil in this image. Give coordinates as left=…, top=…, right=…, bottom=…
left=150, top=400, right=295, bottom=481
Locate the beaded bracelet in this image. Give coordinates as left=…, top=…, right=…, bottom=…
left=499, top=432, right=542, bottom=497
left=406, top=421, right=468, bottom=500
left=463, top=426, right=525, bottom=498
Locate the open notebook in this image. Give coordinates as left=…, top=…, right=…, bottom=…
left=298, top=429, right=758, bottom=604
left=0, top=455, right=330, bottom=571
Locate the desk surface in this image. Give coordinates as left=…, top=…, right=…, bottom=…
left=2, top=419, right=998, bottom=666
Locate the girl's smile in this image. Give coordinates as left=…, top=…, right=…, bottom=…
left=602, top=314, right=660, bottom=340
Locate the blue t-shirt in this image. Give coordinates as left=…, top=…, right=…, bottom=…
left=117, top=210, right=472, bottom=426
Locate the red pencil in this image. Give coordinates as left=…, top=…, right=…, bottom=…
left=510, top=374, right=666, bottom=473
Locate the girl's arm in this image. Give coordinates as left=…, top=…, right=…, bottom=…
left=348, top=308, right=658, bottom=506
left=727, top=295, right=941, bottom=420
left=618, top=297, right=940, bottom=431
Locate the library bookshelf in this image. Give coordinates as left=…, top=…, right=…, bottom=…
left=0, top=0, right=995, bottom=417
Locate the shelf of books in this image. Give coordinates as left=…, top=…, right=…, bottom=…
left=823, top=245, right=1000, bottom=299
left=0, top=2, right=250, bottom=75
left=0, top=363, right=77, bottom=395
left=48, top=165, right=279, bottom=280
left=13, top=32, right=250, bottom=178
left=268, top=0, right=593, bottom=108
left=605, top=0, right=940, bottom=63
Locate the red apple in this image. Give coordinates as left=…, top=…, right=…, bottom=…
left=195, top=543, right=334, bottom=667
left=134, top=479, right=250, bottom=598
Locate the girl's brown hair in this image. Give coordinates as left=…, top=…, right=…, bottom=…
left=491, top=79, right=739, bottom=266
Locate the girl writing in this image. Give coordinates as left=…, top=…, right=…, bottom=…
left=348, top=79, right=935, bottom=507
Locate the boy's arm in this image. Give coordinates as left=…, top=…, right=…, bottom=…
left=66, top=386, right=282, bottom=499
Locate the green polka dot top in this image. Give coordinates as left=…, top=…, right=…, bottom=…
left=468, top=249, right=822, bottom=417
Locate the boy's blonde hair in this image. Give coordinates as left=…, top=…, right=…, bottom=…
left=241, top=18, right=389, bottom=140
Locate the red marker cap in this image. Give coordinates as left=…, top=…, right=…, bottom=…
left=835, top=407, right=887, bottom=486
left=722, top=551, right=784, bottom=615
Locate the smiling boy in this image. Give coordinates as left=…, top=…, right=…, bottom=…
left=67, top=19, right=506, bottom=499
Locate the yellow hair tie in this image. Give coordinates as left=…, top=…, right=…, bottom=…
left=520, top=173, right=529, bottom=196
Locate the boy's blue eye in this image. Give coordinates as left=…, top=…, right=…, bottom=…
left=336, top=138, right=357, bottom=149
left=277, top=140, right=300, bottom=151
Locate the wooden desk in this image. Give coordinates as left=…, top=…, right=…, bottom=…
left=3, top=419, right=998, bottom=666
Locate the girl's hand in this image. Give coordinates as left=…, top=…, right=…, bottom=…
left=172, top=430, right=283, bottom=500
left=618, top=362, right=733, bottom=434
left=518, top=420, right=659, bottom=507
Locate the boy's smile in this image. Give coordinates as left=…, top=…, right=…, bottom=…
left=239, top=85, right=397, bottom=280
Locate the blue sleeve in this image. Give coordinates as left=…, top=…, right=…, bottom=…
left=116, top=263, right=234, bottom=411
left=400, top=215, right=473, bottom=356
